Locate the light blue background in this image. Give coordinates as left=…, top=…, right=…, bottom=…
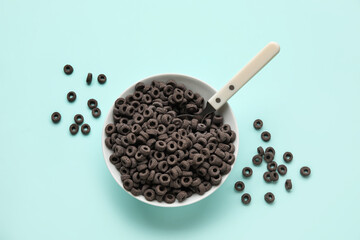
left=1, top=0, right=359, bottom=239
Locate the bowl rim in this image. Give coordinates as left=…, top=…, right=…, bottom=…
left=101, top=73, right=239, bottom=207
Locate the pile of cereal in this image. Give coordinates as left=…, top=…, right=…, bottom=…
left=104, top=80, right=236, bottom=203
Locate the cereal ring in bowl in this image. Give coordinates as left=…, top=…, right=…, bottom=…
left=102, top=74, right=239, bottom=207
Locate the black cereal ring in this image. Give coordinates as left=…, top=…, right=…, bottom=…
left=154, top=185, right=167, bottom=196
left=217, top=131, right=227, bottom=142
left=182, top=170, right=192, bottom=177
left=173, top=92, right=183, bottom=103
left=164, top=193, right=175, bottom=204
left=218, top=143, right=230, bottom=152
left=300, top=166, right=311, bottom=177
left=86, top=73, right=92, bottom=85
left=283, top=152, right=293, bottom=163
left=163, top=85, right=174, bottom=96
left=51, top=112, right=61, bottom=123
left=166, top=124, right=176, bottom=134
left=229, top=143, right=235, bottom=153
left=150, top=87, right=160, bottom=99
left=208, top=166, right=220, bottom=177
left=196, top=167, right=207, bottom=177
left=126, top=146, right=137, bottom=158
left=241, top=193, right=251, bottom=205
left=277, top=164, right=287, bottom=175
left=159, top=174, right=171, bottom=186
left=252, top=154, right=262, bottom=166
left=285, top=179, right=292, bottom=190
left=215, top=148, right=225, bottom=159
left=148, top=159, right=158, bottom=170
left=197, top=123, right=207, bottom=132
left=143, top=108, right=154, bottom=118
left=234, top=181, right=245, bottom=192
left=201, top=161, right=210, bottom=170
left=134, top=151, right=145, bottom=162
left=69, top=123, right=79, bottom=135
left=109, top=154, right=120, bottom=165
left=131, top=188, right=142, bottom=196
left=166, top=79, right=177, bottom=87
left=122, top=156, right=132, bottom=168
left=74, top=114, right=84, bottom=125
left=176, top=191, right=188, bottom=202
left=201, top=147, right=210, bottom=158
left=166, top=141, right=177, bottom=153
left=170, top=179, right=182, bottom=189
left=87, top=99, right=98, bottom=109
left=132, top=100, right=141, bottom=110
left=157, top=124, right=167, bottom=135
left=264, top=192, right=275, bottom=203
left=267, top=161, right=278, bottom=172
left=139, top=169, right=150, bottom=180
left=211, top=175, right=222, bottom=186
left=169, top=167, right=180, bottom=180
left=157, top=133, right=167, bottom=141
left=155, top=194, right=164, bottom=202
left=155, top=140, right=167, bottom=152
left=139, top=130, right=149, bottom=140
left=166, top=155, right=178, bottom=166
left=125, top=106, right=135, bottom=116
left=265, top=147, right=275, bottom=156
left=146, top=138, right=156, bottom=147
left=127, top=133, right=137, bottom=145
left=220, top=163, right=231, bottom=175
left=210, top=147, right=223, bottom=161
left=180, top=176, right=193, bottom=188
left=133, top=91, right=143, bottom=101
left=212, top=115, right=223, bottom=125
left=242, top=167, right=253, bottom=178
left=270, top=171, right=279, bottom=181
left=196, top=183, right=206, bottom=195
left=147, top=119, right=158, bottom=129
left=81, top=124, right=91, bottom=135
left=144, top=189, right=156, bottom=201
left=67, top=91, right=76, bottom=102
left=135, top=82, right=145, bottom=91
left=157, top=160, right=168, bottom=172
left=253, top=119, right=263, bottom=130
left=119, top=125, right=131, bottom=135
left=263, top=172, right=272, bottom=183
left=193, top=154, right=205, bottom=166
left=131, top=124, right=142, bottom=134
left=98, top=74, right=107, bottom=84
left=194, top=143, right=204, bottom=152
left=120, top=174, right=130, bottom=181
left=123, top=179, right=134, bottom=191
left=225, top=153, right=235, bottom=165
left=264, top=152, right=274, bottom=163
left=221, top=124, right=231, bottom=133
left=184, top=89, right=194, bottom=100
left=64, top=64, right=73, bottom=75
left=92, top=108, right=101, bottom=118
left=257, top=146, right=265, bottom=156
left=115, top=97, right=125, bottom=107
left=261, top=131, right=271, bottom=142
left=191, top=177, right=201, bottom=187
left=120, top=166, right=130, bottom=176
left=139, top=145, right=151, bottom=156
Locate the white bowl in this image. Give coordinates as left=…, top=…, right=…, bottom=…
left=102, top=74, right=239, bottom=207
